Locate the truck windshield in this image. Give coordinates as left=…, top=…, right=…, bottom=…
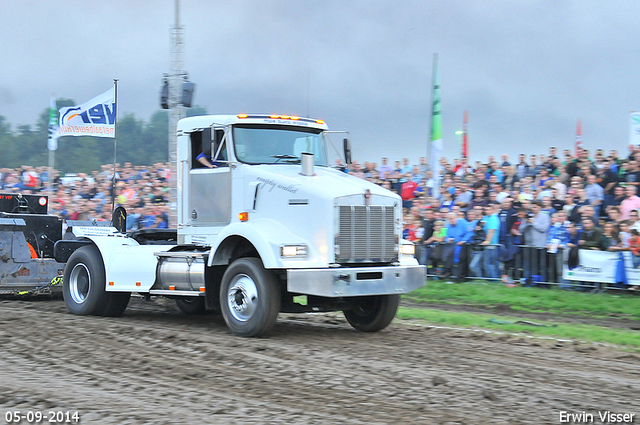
left=233, top=125, right=328, bottom=165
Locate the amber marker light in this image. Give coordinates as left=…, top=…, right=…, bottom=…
left=315, top=119, right=325, bottom=124
left=199, top=287, right=206, bottom=292
left=270, top=114, right=280, bottom=119
left=238, top=114, right=248, bottom=118
left=239, top=212, right=249, bottom=222
left=136, top=282, right=141, bottom=287
left=169, top=285, right=176, bottom=290
left=290, top=116, right=299, bottom=120
left=108, top=281, right=114, bottom=286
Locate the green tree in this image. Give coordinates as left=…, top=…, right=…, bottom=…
left=187, top=106, right=207, bottom=117
left=0, top=116, right=17, bottom=166
left=13, top=124, right=47, bottom=167
left=141, top=110, right=169, bottom=164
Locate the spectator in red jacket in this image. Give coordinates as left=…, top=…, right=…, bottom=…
left=400, top=173, right=418, bottom=209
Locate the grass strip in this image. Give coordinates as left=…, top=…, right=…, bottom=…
left=396, top=306, right=640, bottom=350
left=405, top=281, right=640, bottom=319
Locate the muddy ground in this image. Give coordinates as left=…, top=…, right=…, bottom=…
left=1, top=297, right=639, bottom=425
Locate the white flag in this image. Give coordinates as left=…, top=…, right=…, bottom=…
left=58, top=87, right=116, bottom=138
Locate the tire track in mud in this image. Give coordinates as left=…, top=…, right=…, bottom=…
left=1, top=299, right=639, bottom=424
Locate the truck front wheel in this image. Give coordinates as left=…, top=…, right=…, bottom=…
left=343, top=294, right=400, bottom=332
left=219, top=258, right=280, bottom=337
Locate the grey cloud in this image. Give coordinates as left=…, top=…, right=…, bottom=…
left=1, top=0, right=640, bottom=166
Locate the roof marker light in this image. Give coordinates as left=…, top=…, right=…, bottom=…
left=315, top=119, right=325, bottom=124
left=238, top=114, right=248, bottom=118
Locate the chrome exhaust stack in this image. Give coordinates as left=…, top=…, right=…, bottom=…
left=301, top=152, right=314, bottom=176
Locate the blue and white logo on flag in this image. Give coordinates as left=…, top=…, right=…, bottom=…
left=58, top=88, right=116, bottom=138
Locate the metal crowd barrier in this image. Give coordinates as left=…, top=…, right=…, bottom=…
left=417, top=241, right=635, bottom=293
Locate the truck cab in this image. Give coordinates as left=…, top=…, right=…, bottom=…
left=61, top=114, right=426, bottom=336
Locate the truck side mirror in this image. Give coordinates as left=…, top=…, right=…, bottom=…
left=343, top=138, right=352, bottom=166
left=112, top=206, right=127, bottom=233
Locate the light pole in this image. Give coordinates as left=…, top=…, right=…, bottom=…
left=160, top=0, right=195, bottom=227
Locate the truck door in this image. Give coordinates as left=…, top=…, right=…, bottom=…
left=188, top=127, right=231, bottom=226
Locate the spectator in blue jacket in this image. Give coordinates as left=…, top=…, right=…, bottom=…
left=441, top=212, right=472, bottom=280
left=481, top=203, right=501, bottom=278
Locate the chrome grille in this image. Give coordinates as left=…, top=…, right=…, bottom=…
left=337, top=205, right=396, bottom=263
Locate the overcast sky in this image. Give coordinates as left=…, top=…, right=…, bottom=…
left=2, top=0, right=639, bottom=166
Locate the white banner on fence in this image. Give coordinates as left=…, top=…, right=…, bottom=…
left=563, top=250, right=640, bottom=285
left=620, top=251, right=640, bottom=284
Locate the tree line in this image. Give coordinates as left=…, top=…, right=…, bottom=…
left=0, top=100, right=207, bottom=174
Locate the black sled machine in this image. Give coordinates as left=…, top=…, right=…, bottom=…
left=0, top=193, right=65, bottom=296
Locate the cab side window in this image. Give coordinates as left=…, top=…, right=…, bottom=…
left=190, top=130, right=205, bottom=169
left=190, top=128, right=226, bottom=169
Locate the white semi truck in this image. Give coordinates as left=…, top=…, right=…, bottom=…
left=57, top=114, right=426, bottom=336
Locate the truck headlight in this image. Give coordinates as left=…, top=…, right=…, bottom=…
left=400, top=243, right=415, bottom=257
left=281, top=244, right=308, bottom=258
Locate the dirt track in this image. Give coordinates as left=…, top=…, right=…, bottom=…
left=1, top=297, right=639, bottom=425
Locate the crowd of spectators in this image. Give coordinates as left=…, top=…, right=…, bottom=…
left=4, top=143, right=640, bottom=291
left=344, top=145, right=640, bottom=290
left=0, top=162, right=172, bottom=231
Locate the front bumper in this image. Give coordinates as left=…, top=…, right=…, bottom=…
left=286, top=264, right=426, bottom=298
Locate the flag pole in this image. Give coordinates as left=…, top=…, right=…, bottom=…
left=47, top=95, right=57, bottom=194
left=111, top=79, right=119, bottom=214
left=462, top=110, right=468, bottom=159
left=48, top=148, right=54, bottom=193
left=575, top=119, right=582, bottom=157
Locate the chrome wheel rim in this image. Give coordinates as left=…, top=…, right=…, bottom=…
left=69, top=263, right=90, bottom=304
left=227, top=273, right=259, bottom=322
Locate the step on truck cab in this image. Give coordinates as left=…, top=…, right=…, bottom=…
left=59, top=114, right=426, bottom=336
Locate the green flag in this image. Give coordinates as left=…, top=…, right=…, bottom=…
left=430, top=54, right=442, bottom=189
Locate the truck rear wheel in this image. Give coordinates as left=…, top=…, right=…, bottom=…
left=219, top=258, right=280, bottom=337
left=63, top=245, right=129, bottom=317
left=63, top=245, right=110, bottom=316
left=176, top=297, right=206, bottom=315
left=102, top=292, right=131, bottom=317
left=343, top=294, right=400, bottom=332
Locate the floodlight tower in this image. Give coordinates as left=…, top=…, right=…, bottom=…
left=162, top=0, right=194, bottom=226
left=169, top=0, right=185, bottom=167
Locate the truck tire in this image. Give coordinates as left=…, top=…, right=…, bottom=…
left=219, top=258, right=280, bottom=337
left=176, top=297, right=206, bottom=315
left=63, top=245, right=110, bottom=316
left=343, top=294, right=400, bottom=332
left=102, top=292, right=131, bottom=317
